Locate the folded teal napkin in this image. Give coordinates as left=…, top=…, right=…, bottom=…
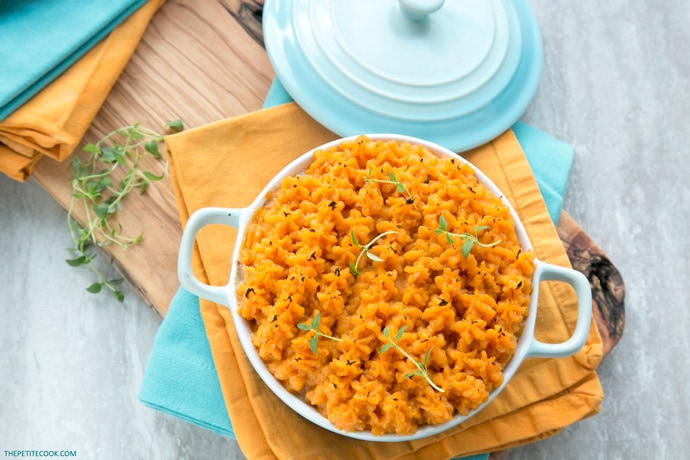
left=138, top=288, right=235, bottom=437
left=139, top=79, right=574, bottom=456
left=0, top=0, right=146, bottom=121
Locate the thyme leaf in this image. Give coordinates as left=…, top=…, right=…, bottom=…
left=435, top=215, right=501, bottom=257
left=364, top=168, right=417, bottom=209
left=379, top=325, right=444, bottom=392
left=66, top=120, right=183, bottom=301
left=349, top=229, right=397, bottom=276
left=297, top=312, right=343, bottom=354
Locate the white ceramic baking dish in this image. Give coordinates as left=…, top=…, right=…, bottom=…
left=177, top=134, right=592, bottom=442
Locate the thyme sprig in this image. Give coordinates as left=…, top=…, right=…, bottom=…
left=435, top=215, right=502, bottom=258
left=297, top=312, right=343, bottom=354
left=66, top=120, right=183, bottom=301
left=364, top=168, right=417, bottom=208
left=348, top=229, right=398, bottom=276
left=380, top=325, right=444, bottom=392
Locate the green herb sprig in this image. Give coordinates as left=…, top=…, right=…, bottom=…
left=380, top=325, right=444, bottom=392
left=435, top=215, right=501, bottom=258
left=66, top=120, right=183, bottom=301
left=348, top=229, right=398, bottom=276
left=297, top=312, right=343, bottom=354
left=364, top=168, right=417, bottom=208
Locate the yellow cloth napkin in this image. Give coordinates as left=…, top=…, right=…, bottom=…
left=0, top=0, right=164, bottom=182
left=165, top=102, right=604, bottom=459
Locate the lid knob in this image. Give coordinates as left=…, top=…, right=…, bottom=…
left=398, top=0, right=445, bottom=21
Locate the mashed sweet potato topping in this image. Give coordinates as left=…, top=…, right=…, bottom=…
left=237, top=136, right=535, bottom=435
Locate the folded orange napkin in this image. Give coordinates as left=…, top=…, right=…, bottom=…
left=165, top=102, right=603, bottom=459
left=0, top=0, right=164, bottom=182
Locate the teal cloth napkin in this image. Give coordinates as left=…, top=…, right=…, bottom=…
left=138, top=288, right=236, bottom=437
left=139, top=79, right=574, bottom=457
left=0, top=0, right=146, bottom=121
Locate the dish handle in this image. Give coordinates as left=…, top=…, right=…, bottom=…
left=526, top=262, right=593, bottom=358
left=177, top=207, right=244, bottom=306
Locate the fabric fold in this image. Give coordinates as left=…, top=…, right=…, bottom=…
left=138, top=288, right=235, bottom=437
left=0, top=0, right=147, bottom=120
left=161, top=102, right=603, bottom=459
left=0, top=0, right=165, bottom=182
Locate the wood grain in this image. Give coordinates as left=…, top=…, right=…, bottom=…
left=557, top=211, right=626, bottom=356
left=33, top=0, right=274, bottom=315
left=218, top=0, right=264, bottom=46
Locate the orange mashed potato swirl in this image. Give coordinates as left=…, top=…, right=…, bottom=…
left=237, top=136, right=535, bottom=435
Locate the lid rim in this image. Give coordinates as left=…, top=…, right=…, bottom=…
left=264, top=0, right=543, bottom=152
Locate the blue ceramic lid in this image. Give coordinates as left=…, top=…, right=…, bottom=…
left=263, top=0, right=542, bottom=152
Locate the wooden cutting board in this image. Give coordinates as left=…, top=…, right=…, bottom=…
left=32, top=0, right=625, bottom=356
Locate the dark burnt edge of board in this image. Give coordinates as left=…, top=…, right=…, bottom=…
left=219, top=0, right=265, bottom=47
left=557, top=212, right=625, bottom=355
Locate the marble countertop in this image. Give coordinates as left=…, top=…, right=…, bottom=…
left=2, top=0, right=690, bottom=458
